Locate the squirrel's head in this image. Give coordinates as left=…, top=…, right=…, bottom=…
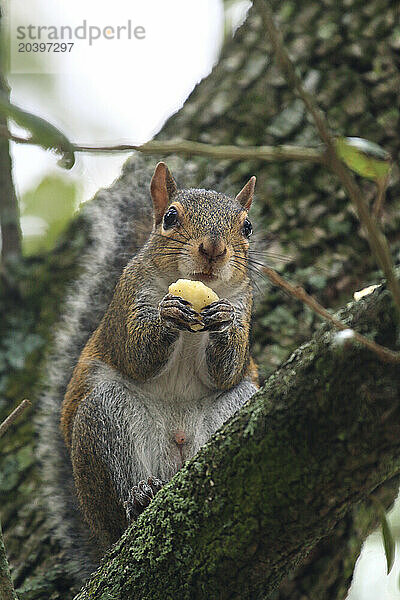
left=149, top=162, right=255, bottom=290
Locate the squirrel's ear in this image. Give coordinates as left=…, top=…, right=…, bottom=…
left=235, top=176, right=256, bottom=210
left=150, top=162, right=178, bottom=225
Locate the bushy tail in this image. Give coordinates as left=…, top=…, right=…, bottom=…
left=37, top=155, right=156, bottom=580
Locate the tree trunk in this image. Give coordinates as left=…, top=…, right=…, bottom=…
left=1, top=1, right=399, bottom=599
left=75, top=279, right=400, bottom=600
left=0, top=35, right=22, bottom=275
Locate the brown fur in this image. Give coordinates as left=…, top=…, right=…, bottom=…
left=60, top=164, right=259, bottom=558
left=62, top=179, right=259, bottom=446
left=61, top=331, right=102, bottom=448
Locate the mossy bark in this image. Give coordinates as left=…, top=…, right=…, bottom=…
left=1, top=0, right=400, bottom=598
left=74, top=282, right=400, bottom=600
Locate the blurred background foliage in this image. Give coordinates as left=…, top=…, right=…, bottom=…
left=1, top=1, right=400, bottom=599
left=20, top=175, right=78, bottom=255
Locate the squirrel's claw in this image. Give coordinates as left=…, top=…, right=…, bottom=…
left=201, top=299, right=235, bottom=332
left=124, top=476, right=165, bottom=522
left=159, top=294, right=203, bottom=332
left=162, top=293, right=192, bottom=306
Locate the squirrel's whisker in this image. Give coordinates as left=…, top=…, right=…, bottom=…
left=250, top=251, right=293, bottom=263
left=151, top=252, right=190, bottom=258
left=153, top=237, right=188, bottom=246
left=152, top=246, right=190, bottom=251
left=232, top=255, right=266, bottom=282
left=231, top=241, right=292, bottom=264
left=151, top=232, right=189, bottom=245
left=177, top=223, right=192, bottom=241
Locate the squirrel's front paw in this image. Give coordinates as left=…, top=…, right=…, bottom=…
left=159, top=293, right=203, bottom=332
left=124, top=476, right=164, bottom=522
left=201, top=299, right=235, bottom=332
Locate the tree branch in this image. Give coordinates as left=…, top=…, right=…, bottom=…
left=262, top=265, right=400, bottom=363
left=0, top=125, right=326, bottom=165
left=75, top=279, right=400, bottom=600
left=0, top=399, right=30, bottom=438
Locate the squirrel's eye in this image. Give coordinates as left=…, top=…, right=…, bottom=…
left=242, top=218, right=253, bottom=238
left=163, top=207, right=179, bottom=229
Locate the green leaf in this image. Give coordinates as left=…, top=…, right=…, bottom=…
left=371, top=497, right=396, bottom=575
left=335, top=136, right=391, bottom=181
left=380, top=509, right=395, bottom=575
left=0, top=91, right=75, bottom=169
left=21, top=175, right=78, bottom=255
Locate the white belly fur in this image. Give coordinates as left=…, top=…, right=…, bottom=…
left=141, top=329, right=211, bottom=401
left=133, top=329, right=215, bottom=478
left=93, top=328, right=255, bottom=488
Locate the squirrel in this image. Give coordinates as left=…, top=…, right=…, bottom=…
left=38, top=158, right=259, bottom=582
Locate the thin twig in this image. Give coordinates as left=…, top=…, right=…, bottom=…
left=255, top=0, right=400, bottom=319
left=0, top=127, right=28, bottom=145
left=0, top=519, right=18, bottom=600
left=0, top=125, right=326, bottom=165
left=0, top=399, right=30, bottom=438
left=262, top=265, right=400, bottom=364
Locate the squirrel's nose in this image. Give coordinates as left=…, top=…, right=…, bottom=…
left=199, top=238, right=227, bottom=261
